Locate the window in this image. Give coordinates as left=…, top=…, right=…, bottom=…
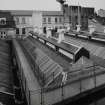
left=48, top=17, right=51, bottom=24
left=59, top=17, right=62, bottom=23
left=22, top=28, right=25, bottom=34
left=43, top=18, right=46, bottom=23
left=22, top=17, right=26, bottom=24
left=16, top=28, right=19, bottom=34
left=55, top=17, right=58, bottom=23
left=16, top=17, right=19, bottom=24
left=1, top=20, right=6, bottom=25
left=0, top=18, right=6, bottom=25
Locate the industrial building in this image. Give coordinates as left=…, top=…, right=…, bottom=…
left=63, top=5, right=95, bottom=30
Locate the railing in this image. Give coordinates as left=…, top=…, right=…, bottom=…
left=19, top=37, right=105, bottom=105
left=66, top=30, right=105, bottom=42
left=14, top=38, right=105, bottom=105
left=26, top=65, right=105, bottom=105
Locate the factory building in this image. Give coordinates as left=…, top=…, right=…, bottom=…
left=63, top=5, right=95, bottom=30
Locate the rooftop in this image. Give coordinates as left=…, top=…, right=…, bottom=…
left=19, top=35, right=101, bottom=92
left=0, top=40, right=13, bottom=94
left=0, top=10, right=63, bottom=16
left=42, top=11, right=63, bottom=16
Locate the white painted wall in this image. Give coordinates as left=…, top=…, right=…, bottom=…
left=14, top=16, right=32, bottom=26
left=32, top=11, right=43, bottom=28
left=42, top=16, right=63, bottom=28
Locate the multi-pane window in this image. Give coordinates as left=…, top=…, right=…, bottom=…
left=16, top=17, right=19, bottom=24
left=43, top=18, right=46, bottom=23
left=22, top=28, right=25, bottom=34
left=16, top=28, right=19, bottom=34
left=48, top=17, right=51, bottom=24
left=22, top=17, right=26, bottom=24
left=59, top=17, right=62, bottom=23
left=55, top=17, right=58, bottom=23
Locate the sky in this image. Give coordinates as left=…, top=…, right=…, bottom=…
left=0, top=0, right=105, bottom=12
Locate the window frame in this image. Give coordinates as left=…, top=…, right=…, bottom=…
left=55, top=17, right=58, bottom=23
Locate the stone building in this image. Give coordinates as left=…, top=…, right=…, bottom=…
left=11, top=10, right=33, bottom=35
left=42, top=11, right=64, bottom=29
left=63, top=5, right=94, bottom=30
left=0, top=10, right=16, bottom=38
left=0, top=10, right=64, bottom=37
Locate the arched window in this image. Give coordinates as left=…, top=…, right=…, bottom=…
left=1, top=19, right=5, bottom=24
left=48, top=17, right=51, bottom=24
left=22, top=17, right=26, bottom=24
left=0, top=18, right=6, bottom=25
left=16, top=17, right=19, bottom=24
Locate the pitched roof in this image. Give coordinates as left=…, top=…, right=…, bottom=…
left=0, top=10, right=33, bottom=16
left=42, top=11, right=63, bottom=16
left=10, top=10, right=33, bottom=16
left=0, top=10, right=63, bottom=16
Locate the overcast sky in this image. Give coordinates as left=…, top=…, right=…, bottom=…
left=0, top=0, right=105, bottom=12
